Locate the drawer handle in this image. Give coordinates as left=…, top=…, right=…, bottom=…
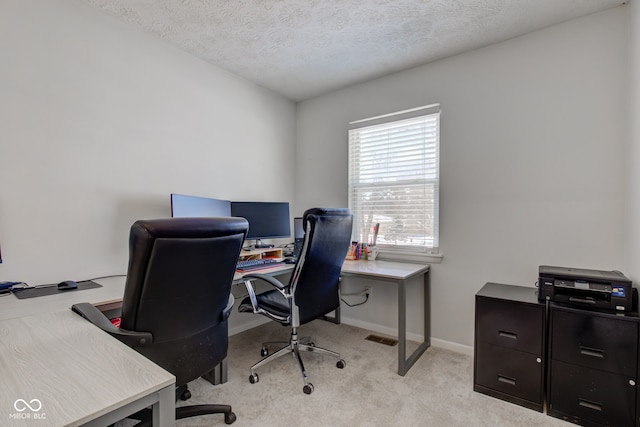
left=580, top=346, right=605, bottom=359
left=498, top=331, right=517, bottom=340
left=579, top=399, right=602, bottom=412
left=497, top=375, right=516, bottom=386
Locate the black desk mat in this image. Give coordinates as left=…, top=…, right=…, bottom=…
left=12, top=280, right=102, bottom=299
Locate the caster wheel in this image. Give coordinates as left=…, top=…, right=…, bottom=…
left=261, top=348, right=269, bottom=357
left=303, top=383, right=314, bottom=394
left=336, top=359, right=346, bottom=369
left=249, top=373, right=259, bottom=384
left=179, top=389, right=191, bottom=401
left=225, top=411, right=237, bottom=424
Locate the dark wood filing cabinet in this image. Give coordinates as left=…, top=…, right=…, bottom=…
left=474, top=282, right=545, bottom=411
left=547, top=304, right=639, bottom=426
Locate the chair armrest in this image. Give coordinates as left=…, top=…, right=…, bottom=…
left=243, top=273, right=287, bottom=290
left=242, top=279, right=260, bottom=314
left=71, top=302, right=153, bottom=347
left=242, top=273, right=291, bottom=318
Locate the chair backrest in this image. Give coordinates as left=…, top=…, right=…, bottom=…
left=120, top=217, right=248, bottom=385
left=290, top=208, right=353, bottom=325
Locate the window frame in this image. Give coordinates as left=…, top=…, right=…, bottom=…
left=348, top=104, right=441, bottom=261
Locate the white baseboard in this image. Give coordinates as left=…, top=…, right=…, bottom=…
left=341, top=316, right=473, bottom=356
left=431, top=337, right=474, bottom=356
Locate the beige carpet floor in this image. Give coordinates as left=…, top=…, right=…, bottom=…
left=172, top=320, right=568, bottom=427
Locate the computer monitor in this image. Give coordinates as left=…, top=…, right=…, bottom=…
left=170, top=193, right=231, bottom=217
left=294, top=217, right=304, bottom=240
left=230, top=201, right=290, bottom=248
left=292, top=217, right=304, bottom=258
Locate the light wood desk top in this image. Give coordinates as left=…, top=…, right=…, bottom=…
left=0, top=309, right=175, bottom=426
left=0, top=267, right=295, bottom=322
left=0, top=276, right=126, bottom=321
left=341, top=260, right=430, bottom=280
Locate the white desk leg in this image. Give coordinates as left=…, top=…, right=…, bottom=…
left=152, top=385, right=176, bottom=427
left=397, top=270, right=431, bottom=376
left=82, top=383, right=175, bottom=427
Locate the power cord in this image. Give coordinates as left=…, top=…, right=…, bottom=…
left=86, top=274, right=126, bottom=281
left=340, top=288, right=371, bottom=307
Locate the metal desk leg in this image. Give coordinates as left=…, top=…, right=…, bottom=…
left=83, top=382, right=176, bottom=427
left=321, top=304, right=341, bottom=324
left=152, top=385, right=175, bottom=427
left=397, top=270, right=431, bottom=376
left=202, top=359, right=228, bottom=385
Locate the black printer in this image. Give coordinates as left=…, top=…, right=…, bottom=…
left=538, top=265, right=634, bottom=312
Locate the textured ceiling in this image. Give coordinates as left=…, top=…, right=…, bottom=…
left=80, top=0, right=626, bottom=101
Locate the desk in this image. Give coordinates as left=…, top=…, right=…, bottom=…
left=0, top=309, right=175, bottom=427
left=341, top=260, right=431, bottom=376
left=0, top=270, right=297, bottom=322
left=0, top=276, right=126, bottom=322
left=235, top=260, right=431, bottom=376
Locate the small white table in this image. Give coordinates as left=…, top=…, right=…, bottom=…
left=341, top=260, right=431, bottom=376
left=0, top=309, right=175, bottom=427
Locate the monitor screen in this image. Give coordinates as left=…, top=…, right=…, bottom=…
left=294, top=217, right=304, bottom=240
left=170, top=193, right=231, bottom=217
left=292, top=217, right=304, bottom=258
left=231, top=202, right=290, bottom=240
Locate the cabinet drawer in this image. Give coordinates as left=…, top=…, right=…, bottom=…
left=548, top=360, right=636, bottom=427
left=475, top=341, right=543, bottom=405
left=476, top=296, right=544, bottom=354
left=551, top=308, right=638, bottom=376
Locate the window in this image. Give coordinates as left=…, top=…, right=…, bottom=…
left=348, top=104, right=440, bottom=257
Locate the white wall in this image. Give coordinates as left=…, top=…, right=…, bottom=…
left=297, top=7, right=628, bottom=348
left=0, top=0, right=296, bottom=334
left=627, top=0, right=640, bottom=284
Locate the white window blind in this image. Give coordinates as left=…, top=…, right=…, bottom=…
left=348, top=104, right=440, bottom=255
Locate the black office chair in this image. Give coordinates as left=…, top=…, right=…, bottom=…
left=72, top=217, right=248, bottom=425
left=238, top=208, right=353, bottom=394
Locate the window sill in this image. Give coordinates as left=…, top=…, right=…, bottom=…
left=377, top=251, right=443, bottom=264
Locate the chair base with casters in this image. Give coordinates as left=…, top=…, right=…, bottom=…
left=247, top=326, right=346, bottom=394
left=175, top=383, right=236, bottom=424
left=131, top=405, right=236, bottom=427
left=129, top=384, right=236, bottom=427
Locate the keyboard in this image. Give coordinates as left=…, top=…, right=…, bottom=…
left=236, top=258, right=285, bottom=272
